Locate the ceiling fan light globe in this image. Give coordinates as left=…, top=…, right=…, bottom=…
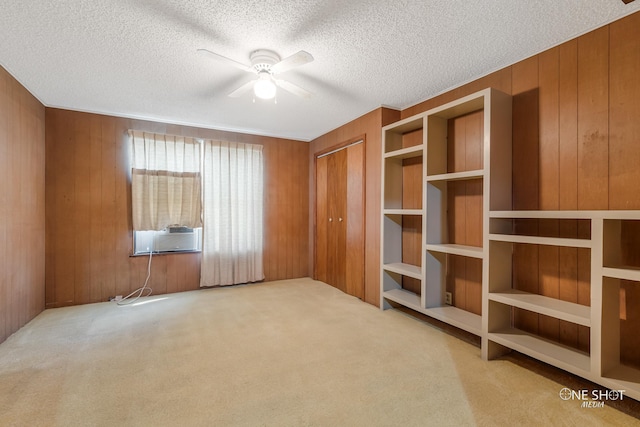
left=254, top=79, right=276, bottom=99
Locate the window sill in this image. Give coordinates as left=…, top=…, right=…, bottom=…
left=130, top=250, right=201, bottom=257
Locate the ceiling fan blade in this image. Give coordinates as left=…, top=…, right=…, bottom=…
left=197, top=48, right=254, bottom=73
left=270, top=50, right=314, bottom=74
left=274, top=79, right=313, bottom=99
left=228, top=80, right=256, bottom=98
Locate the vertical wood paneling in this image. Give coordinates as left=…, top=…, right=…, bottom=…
left=445, top=111, right=483, bottom=314
left=73, top=114, right=91, bottom=304
left=402, top=157, right=422, bottom=209
left=45, top=110, right=309, bottom=307
left=401, top=154, right=423, bottom=294
left=53, top=110, right=76, bottom=305
left=512, top=57, right=540, bottom=210
left=114, top=125, right=132, bottom=299
left=1, top=68, right=9, bottom=341
left=101, top=117, right=117, bottom=298
left=7, top=81, right=18, bottom=332
left=402, top=129, right=422, bottom=149
left=401, top=215, right=422, bottom=295
left=278, top=140, right=290, bottom=279
left=577, top=26, right=609, bottom=210
left=559, top=40, right=579, bottom=210
left=610, top=13, right=640, bottom=364
left=558, top=39, right=580, bottom=348
left=465, top=111, right=483, bottom=173
left=152, top=254, right=168, bottom=296
left=0, top=66, right=45, bottom=344
left=576, top=25, right=610, bottom=350
left=465, top=258, right=482, bottom=315
left=538, top=48, right=560, bottom=342
left=512, top=56, right=540, bottom=335
left=88, top=115, right=103, bottom=302
left=298, top=141, right=310, bottom=278
left=44, top=110, right=58, bottom=305
left=450, top=255, right=466, bottom=310
left=366, top=110, right=389, bottom=305
left=609, top=12, right=640, bottom=210
left=445, top=176, right=482, bottom=314
left=538, top=48, right=560, bottom=210
left=346, top=142, right=365, bottom=299
left=465, top=180, right=482, bottom=248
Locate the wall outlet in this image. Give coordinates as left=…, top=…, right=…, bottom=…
left=445, top=292, right=453, bottom=305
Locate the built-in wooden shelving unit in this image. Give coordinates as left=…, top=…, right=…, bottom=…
left=380, top=87, right=640, bottom=401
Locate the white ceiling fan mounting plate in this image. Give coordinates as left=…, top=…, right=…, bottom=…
left=250, top=49, right=280, bottom=73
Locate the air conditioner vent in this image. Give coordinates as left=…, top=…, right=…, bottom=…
left=168, top=226, right=194, bottom=234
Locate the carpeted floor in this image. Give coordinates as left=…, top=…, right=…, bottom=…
left=0, top=278, right=638, bottom=426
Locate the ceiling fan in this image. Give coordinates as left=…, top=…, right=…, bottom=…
left=197, top=48, right=314, bottom=100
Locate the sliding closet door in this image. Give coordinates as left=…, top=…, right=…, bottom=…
left=315, top=141, right=364, bottom=299
left=326, top=148, right=348, bottom=293
left=316, top=155, right=329, bottom=284
left=345, top=142, right=364, bottom=300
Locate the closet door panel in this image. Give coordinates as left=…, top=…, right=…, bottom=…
left=315, top=155, right=329, bottom=283
left=346, top=142, right=365, bottom=299
left=327, top=148, right=348, bottom=292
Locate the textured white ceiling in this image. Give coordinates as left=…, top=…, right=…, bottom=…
left=1, top=1, right=639, bottom=141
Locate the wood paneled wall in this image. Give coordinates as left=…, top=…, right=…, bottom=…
left=45, top=109, right=309, bottom=307
left=398, top=12, right=640, bottom=354
left=310, top=108, right=400, bottom=306
left=0, top=66, right=46, bottom=343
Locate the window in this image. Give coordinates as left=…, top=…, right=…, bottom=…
left=129, top=130, right=203, bottom=255
left=128, top=131, right=264, bottom=287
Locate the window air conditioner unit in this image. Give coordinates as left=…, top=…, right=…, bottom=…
left=133, top=226, right=202, bottom=255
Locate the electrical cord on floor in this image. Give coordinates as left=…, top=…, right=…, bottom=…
left=118, top=236, right=154, bottom=306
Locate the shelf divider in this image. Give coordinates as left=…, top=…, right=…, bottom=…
left=426, top=169, right=484, bottom=182
left=382, top=288, right=421, bottom=310
left=489, top=328, right=591, bottom=375
left=383, top=209, right=423, bottom=216
left=425, top=243, right=484, bottom=259
left=488, top=233, right=592, bottom=248
left=489, top=290, right=590, bottom=326
left=602, top=266, right=640, bottom=282
left=384, top=144, right=424, bottom=160
left=424, top=306, right=482, bottom=336
left=382, top=262, right=422, bottom=280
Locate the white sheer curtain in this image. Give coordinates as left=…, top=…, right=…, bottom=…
left=129, top=131, right=202, bottom=231
left=200, top=140, right=264, bottom=286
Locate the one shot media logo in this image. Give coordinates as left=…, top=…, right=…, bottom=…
left=559, top=388, right=626, bottom=408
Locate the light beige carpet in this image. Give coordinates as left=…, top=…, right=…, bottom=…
left=0, top=278, right=638, bottom=426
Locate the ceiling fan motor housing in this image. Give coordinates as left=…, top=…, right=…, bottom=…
left=250, top=49, right=280, bottom=73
